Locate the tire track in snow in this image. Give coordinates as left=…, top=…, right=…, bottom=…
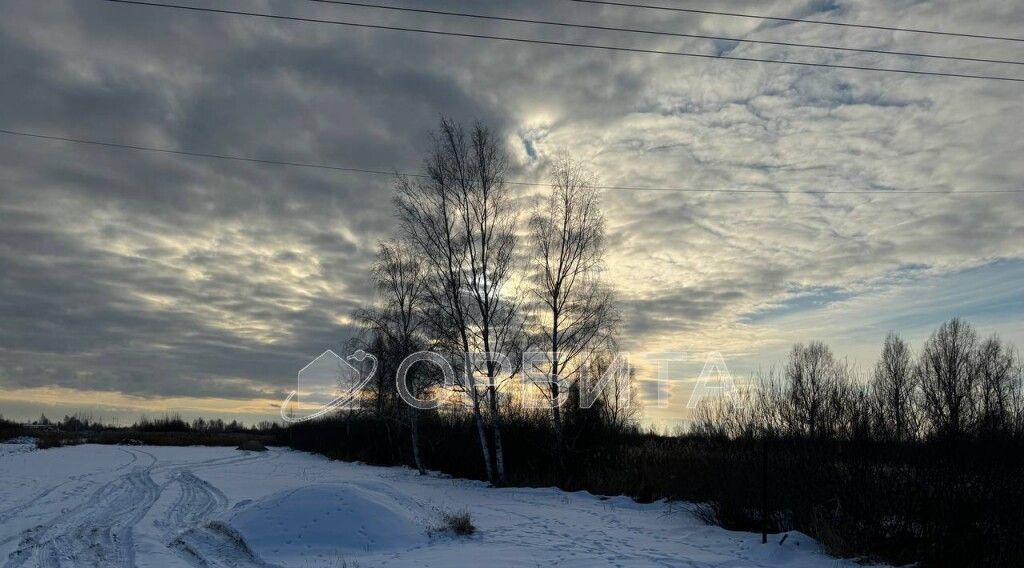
left=0, top=448, right=140, bottom=528
left=151, top=450, right=275, bottom=477
left=171, top=522, right=283, bottom=568
left=163, top=471, right=229, bottom=529
left=157, top=452, right=282, bottom=568
left=3, top=449, right=279, bottom=568
left=3, top=448, right=161, bottom=568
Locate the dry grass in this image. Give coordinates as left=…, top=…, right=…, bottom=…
left=431, top=509, right=475, bottom=536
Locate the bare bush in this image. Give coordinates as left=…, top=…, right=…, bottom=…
left=431, top=509, right=475, bottom=536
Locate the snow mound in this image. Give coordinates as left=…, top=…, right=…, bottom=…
left=172, top=521, right=279, bottom=568
left=230, top=484, right=428, bottom=561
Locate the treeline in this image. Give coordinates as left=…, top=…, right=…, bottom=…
left=135, top=414, right=281, bottom=434
left=694, top=318, right=1024, bottom=442
left=17, top=412, right=280, bottom=434
left=0, top=412, right=283, bottom=449
left=690, top=318, right=1024, bottom=567
left=292, top=318, right=1024, bottom=567
left=288, top=395, right=645, bottom=489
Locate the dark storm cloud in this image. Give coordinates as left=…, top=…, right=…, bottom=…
left=0, top=0, right=538, bottom=400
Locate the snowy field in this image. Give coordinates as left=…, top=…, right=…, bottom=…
left=0, top=441, right=869, bottom=567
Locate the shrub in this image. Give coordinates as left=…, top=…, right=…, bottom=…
left=236, top=440, right=268, bottom=452
left=431, top=509, right=475, bottom=536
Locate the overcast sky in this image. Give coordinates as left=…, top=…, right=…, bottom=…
left=1, top=0, right=1022, bottom=428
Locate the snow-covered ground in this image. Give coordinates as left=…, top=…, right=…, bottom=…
left=0, top=441, right=868, bottom=567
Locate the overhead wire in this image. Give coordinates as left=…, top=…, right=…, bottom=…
left=94, top=0, right=1024, bottom=83
left=3, top=128, right=1021, bottom=196
left=302, top=0, right=1024, bottom=67
left=563, top=0, right=1024, bottom=43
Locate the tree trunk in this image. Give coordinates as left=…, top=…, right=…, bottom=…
left=408, top=406, right=425, bottom=475
left=344, top=411, right=352, bottom=460
left=466, top=368, right=496, bottom=485
left=549, top=352, right=567, bottom=483
left=383, top=419, right=396, bottom=463
left=488, top=378, right=506, bottom=484
left=550, top=338, right=563, bottom=430
left=474, top=406, right=494, bottom=484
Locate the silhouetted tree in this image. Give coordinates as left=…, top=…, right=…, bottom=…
left=357, top=240, right=432, bottom=472
left=525, top=155, right=618, bottom=463
left=780, top=342, right=852, bottom=438
left=975, top=335, right=1017, bottom=438
left=395, top=117, right=521, bottom=484
left=918, top=317, right=978, bottom=439
left=588, top=347, right=639, bottom=435
left=871, top=332, right=918, bottom=442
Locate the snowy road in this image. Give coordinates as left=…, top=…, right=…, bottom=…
left=0, top=443, right=865, bottom=567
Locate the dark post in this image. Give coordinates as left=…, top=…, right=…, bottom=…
left=761, top=435, right=768, bottom=544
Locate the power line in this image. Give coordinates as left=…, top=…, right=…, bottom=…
left=565, top=0, right=1024, bottom=43
left=0, top=128, right=405, bottom=177
left=94, top=0, right=1024, bottom=83
left=3, top=127, right=1021, bottom=196
left=303, top=0, right=1024, bottom=67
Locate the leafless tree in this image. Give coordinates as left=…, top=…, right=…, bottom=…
left=752, top=367, right=787, bottom=435
left=394, top=116, right=521, bottom=485
left=691, top=385, right=759, bottom=439
left=1011, top=363, right=1024, bottom=437
left=870, top=332, right=919, bottom=442
left=975, top=335, right=1017, bottom=437
left=358, top=240, right=433, bottom=473
left=526, top=155, right=618, bottom=445
left=917, top=317, right=978, bottom=439
left=780, top=342, right=852, bottom=438
left=590, top=347, right=638, bottom=434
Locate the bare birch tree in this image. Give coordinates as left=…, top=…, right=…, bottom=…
left=395, top=116, right=520, bottom=485
left=526, top=155, right=617, bottom=449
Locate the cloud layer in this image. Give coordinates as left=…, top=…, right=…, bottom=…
left=1, top=0, right=1022, bottom=422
